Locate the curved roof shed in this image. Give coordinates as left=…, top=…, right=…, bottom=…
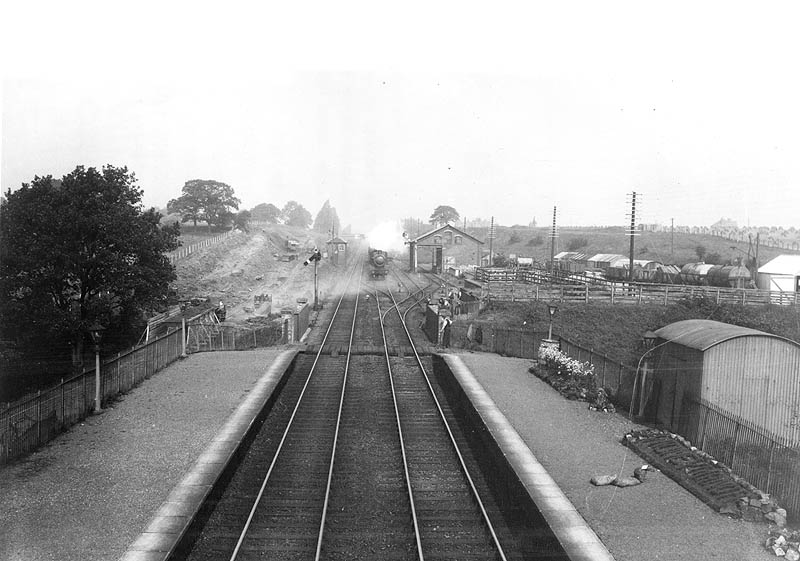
left=650, top=319, right=800, bottom=445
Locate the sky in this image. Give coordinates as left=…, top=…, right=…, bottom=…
left=2, top=2, right=800, bottom=233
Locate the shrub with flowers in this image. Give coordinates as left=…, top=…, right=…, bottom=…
left=531, top=344, right=615, bottom=412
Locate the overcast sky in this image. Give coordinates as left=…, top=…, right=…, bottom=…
left=2, top=2, right=799, bottom=232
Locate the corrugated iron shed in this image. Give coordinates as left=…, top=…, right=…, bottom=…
left=653, top=319, right=794, bottom=351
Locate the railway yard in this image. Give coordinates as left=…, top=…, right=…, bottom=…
left=0, top=236, right=794, bottom=561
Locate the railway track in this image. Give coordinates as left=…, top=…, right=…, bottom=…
left=175, top=256, right=541, bottom=560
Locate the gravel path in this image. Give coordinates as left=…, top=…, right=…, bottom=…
left=0, top=349, right=283, bottom=561
left=453, top=349, right=775, bottom=561
left=0, top=346, right=778, bottom=561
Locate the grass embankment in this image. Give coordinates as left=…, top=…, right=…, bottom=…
left=477, top=297, right=800, bottom=367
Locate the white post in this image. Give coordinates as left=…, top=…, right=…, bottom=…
left=181, top=317, right=188, bottom=358
left=94, top=348, right=102, bottom=413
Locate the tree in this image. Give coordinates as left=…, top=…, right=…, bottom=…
left=282, top=201, right=312, bottom=229
left=567, top=236, right=589, bottom=251
left=0, top=165, right=180, bottom=370
left=167, top=179, right=240, bottom=231
left=429, top=205, right=460, bottom=227
left=313, top=200, right=341, bottom=236
left=251, top=203, right=281, bottom=223
left=695, top=245, right=707, bottom=261
left=233, top=210, right=252, bottom=232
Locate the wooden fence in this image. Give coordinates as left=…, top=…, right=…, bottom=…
left=482, top=280, right=800, bottom=307
left=683, top=398, right=800, bottom=520
left=167, top=230, right=237, bottom=263
left=0, top=316, right=282, bottom=465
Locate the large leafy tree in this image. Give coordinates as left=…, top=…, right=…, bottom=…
left=313, top=200, right=341, bottom=236
left=233, top=210, right=251, bottom=232
left=167, top=179, right=240, bottom=230
left=251, top=203, right=281, bottom=223
left=282, top=200, right=312, bottom=229
left=0, top=165, right=180, bottom=369
left=429, top=205, right=460, bottom=227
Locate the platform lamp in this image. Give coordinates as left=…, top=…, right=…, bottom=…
left=546, top=303, right=558, bottom=341
left=87, top=322, right=106, bottom=413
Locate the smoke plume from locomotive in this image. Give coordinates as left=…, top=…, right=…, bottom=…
left=367, top=221, right=406, bottom=253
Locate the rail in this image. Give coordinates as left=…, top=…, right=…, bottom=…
left=385, top=287, right=509, bottom=560
left=229, top=259, right=362, bottom=560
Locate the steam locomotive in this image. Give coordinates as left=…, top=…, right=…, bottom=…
left=369, top=248, right=388, bottom=279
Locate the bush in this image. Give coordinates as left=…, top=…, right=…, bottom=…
left=527, top=235, right=544, bottom=246
left=532, top=344, right=615, bottom=412
left=567, top=236, right=589, bottom=250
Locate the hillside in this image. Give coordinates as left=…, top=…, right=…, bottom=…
left=464, top=225, right=796, bottom=267
left=475, top=298, right=800, bottom=369
left=171, top=224, right=343, bottom=322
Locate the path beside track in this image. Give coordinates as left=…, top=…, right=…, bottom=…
left=0, top=349, right=286, bottom=561
left=0, top=345, right=777, bottom=561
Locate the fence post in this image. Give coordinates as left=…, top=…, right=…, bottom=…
left=731, top=423, right=741, bottom=467
left=611, top=285, right=615, bottom=305
left=585, top=285, right=589, bottom=303
left=766, top=441, right=775, bottom=491
left=61, top=379, right=65, bottom=423
left=37, top=391, right=42, bottom=445
left=664, top=286, right=669, bottom=306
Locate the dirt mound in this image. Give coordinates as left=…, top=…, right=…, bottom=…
left=172, top=226, right=331, bottom=323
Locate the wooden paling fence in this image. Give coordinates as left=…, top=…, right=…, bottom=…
left=683, top=398, right=800, bottom=520
left=0, top=316, right=282, bottom=465
left=483, top=280, right=800, bottom=307
left=167, top=230, right=237, bottom=263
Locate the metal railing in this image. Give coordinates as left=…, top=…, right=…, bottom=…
left=0, top=316, right=282, bottom=465
left=683, top=398, right=800, bottom=520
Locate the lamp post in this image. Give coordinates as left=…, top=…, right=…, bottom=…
left=180, top=301, right=188, bottom=358
left=88, top=323, right=106, bottom=413
left=547, top=303, right=558, bottom=341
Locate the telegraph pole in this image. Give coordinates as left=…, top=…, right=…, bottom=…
left=671, top=218, right=674, bottom=260
left=488, top=216, right=495, bottom=267
left=549, top=206, right=557, bottom=272
left=627, top=192, right=638, bottom=281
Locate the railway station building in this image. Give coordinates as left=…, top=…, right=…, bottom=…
left=407, top=224, right=484, bottom=274
left=645, top=319, right=800, bottom=446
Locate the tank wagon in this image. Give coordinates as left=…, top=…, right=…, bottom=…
left=679, top=262, right=752, bottom=288
left=369, top=248, right=388, bottom=279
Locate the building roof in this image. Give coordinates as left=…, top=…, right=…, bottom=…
left=327, top=237, right=347, bottom=244
left=554, top=251, right=588, bottom=260
left=588, top=253, right=627, bottom=264
left=413, top=223, right=484, bottom=245
left=759, top=254, right=800, bottom=275
left=653, top=319, right=798, bottom=351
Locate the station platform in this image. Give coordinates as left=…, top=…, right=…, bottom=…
left=0, top=348, right=774, bottom=561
